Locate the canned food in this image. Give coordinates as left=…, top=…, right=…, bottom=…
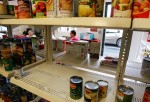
left=14, top=66, right=23, bottom=79
left=97, top=80, right=108, bottom=98
left=70, top=76, right=83, bottom=100
left=116, top=85, right=134, bottom=102
left=78, top=0, right=96, bottom=17
left=84, top=81, right=99, bottom=102
left=0, top=0, right=7, bottom=14
left=57, top=0, right=73, bottom=17
left=46, top=0, right=56, bottom=17
left=143, top=87, right=150, bottom=102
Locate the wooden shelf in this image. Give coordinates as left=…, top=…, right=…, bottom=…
left=10, top=62, right=117, bottom=102
left=0, top=18, right=131, bottom=29
left=132, top=18, right=150, bottom=31
left=0, top=67, right=14, bottom=78
left=0, top=15, right=15, bottom=19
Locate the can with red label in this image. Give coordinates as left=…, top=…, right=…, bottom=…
left=18, top=0, right=32, bottom=18
left=143, top=87, right=150, bottom=102
left=84, top=81, right=99, bottom=102
left=97, top=80, right=108, bottom=98
left=70, top=76, right=83, bottom=100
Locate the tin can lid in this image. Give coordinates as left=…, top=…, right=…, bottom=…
left=97, top=80, right=108, bottom=86
left=143, top=57, right=150, bottom=62
left=118, top=85, right=134, bottom=95
left=85, top=81, right=99, bottom=90
left=70, top=76, right=83, bottom=83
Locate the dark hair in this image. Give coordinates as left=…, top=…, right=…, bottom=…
left=70, top=30, right=76, bottom=36
left=23, top=28, right=32, bottom=36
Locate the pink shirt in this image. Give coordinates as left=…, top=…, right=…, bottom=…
left=70, top=36, right=78, bottom=42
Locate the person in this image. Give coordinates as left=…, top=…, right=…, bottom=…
left=23, top=28, right=35, bottom=38
left=70, top=30, right=78, bottom=42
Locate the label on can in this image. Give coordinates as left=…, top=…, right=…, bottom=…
left=2, top=58, right=13, bottom=71
left=32, top=0, right=46, bottom=18
left=143, top=87, right=150, bottom=102
left=111, top=0, right=133, bottom=18
left=0, top=0, right=7, bottom=14
left=96, top=0, right=104, bottom=17
left=57, top=0, right=73, bottom=17
left=116, top=91, right=124, bottom=102
left=97, top=80, right=108, bottom=98
left=84, top=81, right=99, bottom=102
left=70, top=76, right=83, bottom=100
left=18, top=0, right=32, bottom=18
left=46, top=0, right=56, bottom=17
left=14, top=68, right=23, bottom=79
left=78, top=0, right=96, bottom=17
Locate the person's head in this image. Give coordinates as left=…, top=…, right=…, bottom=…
left=70, top=30, right=76, bottom=38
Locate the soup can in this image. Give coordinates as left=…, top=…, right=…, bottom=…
left=97, top=80, right=108, bottom=98
left=116, top=85, right=134, bottom=102
left=78, top=0, right=96, bottom=17
left=57, top=0, right=73, bottom=17
left=111, top=0, right=133, bottom=18
left=143, top=87, right=150, bottom=102
left=0, top=0, right=7, bottom=14
left=46, top=0, right=57, bottom=17
left=18, top=0, right=32, bottom=18
left=70, top=76, right=83, bottom=100
left=84, top=81, right=99, bottom=102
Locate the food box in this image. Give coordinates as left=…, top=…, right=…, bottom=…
left=111, top=0, right=133, bottom=18
left=56, top=39, right=66, bottom=52
left=18, top=0, right=32, bottom=18
left=89, top=42, right=101, bottom=58
left=80, top=32, right=94, bottom=40
left=46, top=0, right=56, bottom=17
left=78, top=0, right=96, bottom=17
left=132, top=0, right=150, bottom=18
left=57, top=0, right=73, bottom=17
left=96, top=0, right=104, bottom=17
left=32, top=0, right=46, bottom=18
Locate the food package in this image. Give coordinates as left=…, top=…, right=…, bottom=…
left=132, top=0, right=150, bottom=18
left=32, top=0, right=46, bottom=18
left=0, top=0, right=7, bottom=14
left=78, top=0, right=96, bottom=17
left=57, top=0, right=73, bottom=17
left=111, top=0, right=133, bottom=18
left=18, top=0, right=32, bottom=18
left=46, top=0, right=56, bottom=17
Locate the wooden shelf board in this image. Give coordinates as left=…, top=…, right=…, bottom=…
left=0, top=18, right=131, bottom=29
left=132, top=18, right=150, bottom=31
left=10, top=62, right=117, bottom=102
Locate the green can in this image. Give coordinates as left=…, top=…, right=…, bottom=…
left=70, top=76, right=83, bottom=100
left=116, top=85, right=134, bottom=102
left=2, top=58, right=13, bottom=71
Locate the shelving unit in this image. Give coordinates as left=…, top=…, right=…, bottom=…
left=0, top=17, right=149, bottom=102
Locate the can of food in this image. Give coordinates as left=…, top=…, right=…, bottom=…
left=84, top=81, right=99, bottom=102
left=7, top=5, right=14, bottom=15
left=18, top=0, right=32, bottom=18
left=32, top=0, right=47, bottom=18
left=46, top=0, right=57, bottom=17
left=97, top=80, right=108, bottom=98
left=0, top=0, right=7, bottom=14
left=116, top=85, right=134, bottom=102
left=96, top=0, right=104, bottom=17
left=57, top=0, right=73, bottom=17
left=14, top=66, right=23, bottom=79
left=78, top=0, right=96, bottom=17
left=111, top=0, right=133, bottom=18
left=143, top=87, right=150, bottom=102
left=70, top=76, right=83, bottom=100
